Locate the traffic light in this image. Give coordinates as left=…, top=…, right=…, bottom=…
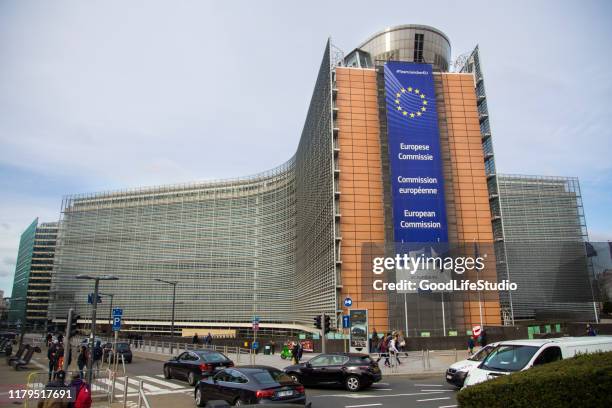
left=313, top=315, right=321, bottom=329
left=324, top=315, right=331, bottom=334
left=68, top=310, right=80, bottom=338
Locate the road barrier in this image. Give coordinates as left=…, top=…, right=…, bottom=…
left=369, top=348, right=459, bottom=371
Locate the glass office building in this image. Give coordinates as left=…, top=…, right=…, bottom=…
left=46, top=25, right=598, bottom=336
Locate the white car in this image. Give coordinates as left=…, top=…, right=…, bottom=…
left=445, top=343, right=497, bottom=387
left=463, top=336, right=612, bottom=388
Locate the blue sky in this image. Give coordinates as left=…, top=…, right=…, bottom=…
left=1, top=0, right=611, bottom=295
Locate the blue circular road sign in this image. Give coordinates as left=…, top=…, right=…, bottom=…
left=344, top=297, right=353, bottom=307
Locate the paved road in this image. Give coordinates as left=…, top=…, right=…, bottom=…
left=106, top=357, right=458, bottom=408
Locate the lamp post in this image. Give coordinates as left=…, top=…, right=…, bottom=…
left=76, top=274, right=118, bottom=385
left=154, top=279, right=178, bottom=353
left=99, top=292, right=115, bottom=328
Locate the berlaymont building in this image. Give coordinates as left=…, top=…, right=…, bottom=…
left=46, top=24, right=599, bottom=338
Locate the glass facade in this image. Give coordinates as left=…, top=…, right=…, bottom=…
left=48, top=41, right=337, bottom=332
left=358, top=24, right=451, bottom=72
left=26, top=222, right=58, bottom=322
left=8, top=218, right=38, bottom=324
left=496, top=175, right=597, bottom=321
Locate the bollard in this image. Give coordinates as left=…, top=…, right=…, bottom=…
left=123, top=376, right=129, bottom=408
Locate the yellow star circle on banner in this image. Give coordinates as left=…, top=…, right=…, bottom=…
left=394, top=87, right=428, bottom=119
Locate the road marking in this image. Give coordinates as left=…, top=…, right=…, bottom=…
left=420, top=390, right=454, bottom=392
left=345, top=404, right=383, bottom=408
left=97, top=378, right=138, bottom=393
left=137, top=375, right=186, bottom=389
left=125, top=377, right=164, bottom=392
left=313, top=391, right=446, bottom=399
left=417, top=397, right=450, bottom=402
left=372, top=388, right=393, bottom=391
left=438, top=405, right=457, bottom=408
left=415, top=384, right=443, bottom=386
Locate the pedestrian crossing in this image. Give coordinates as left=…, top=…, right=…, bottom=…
left=94, top=375, right=192, bottom=397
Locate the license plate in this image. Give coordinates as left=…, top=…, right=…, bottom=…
left=446, top=374, right=453, bottom=380
left=277, top=390, right=294, bottom=397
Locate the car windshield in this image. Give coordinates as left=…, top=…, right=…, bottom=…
left=468, top=345, right=493, bottom=361
left=480, top=345, right=539, bottom=372
left=197, top=352, right=227, bottom=362
left=252, top=369, right=292, bottom=384
left=116, top=343, right=129, bottom=351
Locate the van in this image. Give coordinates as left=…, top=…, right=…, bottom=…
left=463, top=336, right=612, bottom=388
left=445, top=343, right=497, bottom=387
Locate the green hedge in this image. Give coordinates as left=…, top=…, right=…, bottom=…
left=457, top=351, right=612, bottom=408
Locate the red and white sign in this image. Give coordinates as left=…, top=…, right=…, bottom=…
left=472, top=325, right=482, bottom=337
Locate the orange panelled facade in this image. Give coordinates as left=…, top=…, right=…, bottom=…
left=335, top=67, right=389, bottom=333
left=334, top=68, right=501, bottom=333
left=436, top=72, right=501, bottom=326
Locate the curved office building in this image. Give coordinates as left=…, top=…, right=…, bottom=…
left=48, top=24, right=597, bottom=337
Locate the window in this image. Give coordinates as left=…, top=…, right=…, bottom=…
left=533, top=347, right=562, bottom=366
left=309, top=355, right=332, bottom=367
left=252, top=369, right=291, bottom=384
left=481, top=345, right=539, bottom=372
left=414, top=33, right=424, bottom=62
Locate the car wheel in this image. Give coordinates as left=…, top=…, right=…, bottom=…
left=188, top=372, right=197, bottom=386
left=195, top=387, right=206, bottom=407
left=234, top=398, right=244, bottom=406
left=345, top=375, right=361, bottom=392
left=163, top=366, right=172, bottom=379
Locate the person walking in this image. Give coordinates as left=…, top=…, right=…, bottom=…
left=467, top=336, right=475, bottom=356
left=205, top=333, right=213, bottom=346
left=47, top=340, right=59, bottom=381
left=586, top=324, right=597, bottom=336
left=77, top=345, right=88, bottom=379
left=371, top=329, right=379, bottom=353
left=193, top=333, right=199, bottom=345
left=92, top=341, right=103, bottom=378
left=376, top=334, right=391, bottom=367
left=291, top=341, right=299, bottom=365
left=389, top=335, right=401, bottom=366
left=297, top=341, right=303, bottom=363
left=479, top=329, right=488, bottom=347
left=69, top=372, right=92, bottom=408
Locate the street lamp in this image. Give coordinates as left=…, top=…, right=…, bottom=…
left=76, top=274, right=118, bottom=385
left=99, top=292, right=115, bottom=328
left=154, top=279, right=178, bottom=338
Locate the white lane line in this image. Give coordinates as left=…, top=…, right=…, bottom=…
left=313, top=391, right=445, bottom=399
left=415, top=384, right=443, bottom=386
left=97, top=378, right=138, bottom=393
left=124, top=377, right=164, bottom=392
left=420, top=390, right=454, bottom=392
left=417, top=397, right=450, bottom=402
left=345, top=404, right=383, bottom=408
left=438, top=405, right=458, bottom=408
left=372, top=388, right=393, bottom=391
left=137, top=375, right=186, bottom=389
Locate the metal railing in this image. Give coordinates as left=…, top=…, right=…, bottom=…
left=369, top=349, right=460, bottom=372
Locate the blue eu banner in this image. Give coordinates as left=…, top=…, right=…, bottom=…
left=384, top=62, right=448, bottom=243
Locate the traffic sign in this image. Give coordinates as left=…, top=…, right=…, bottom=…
left=87, top=293, right=102, bottom=304
left=472, top=325, right=482, bottom=337
left=112, top=316, right=122, bottom=332
left=344, top=297, right=353, bottom=307
left=112, top=308, right=123, bottom=317
left=342, top=315, right=350, bottom=328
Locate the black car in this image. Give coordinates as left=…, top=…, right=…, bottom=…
left=104, top=342, right=133, bottom=363
left=284, top=353, right=381, bottom=392
left=195, top=366, right=306, bottom=406
left=164, top=350, right=234, bottom=386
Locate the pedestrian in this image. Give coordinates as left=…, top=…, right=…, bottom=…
left=269, top=339, right=276, bottom=355
left=468, top=336, right=475, bottom=356
left=47, top=340, right=59, bottom=381
left=371, top=329, right=379, bottom=353
left=77, top=345, right=88, bottom=379
left=205, top=333, right=213, bottom=346
left=92, top=341, right=103, bottom=377
left=46, top=333, right=53, bottom=348
left=38, top=370, right=69, bottom=408
left=376, top=334, right=390, bottom=367
left=389, top=334, right=401, bottom=366
left=69, top=372, right=92, bottom=408
left=397, top=331, right=406, bottom=352
left=193, top=333, right=199, bottom=345
left=297, top=341, right=303, bottom=363
left=479, top=329, right=488, bottom=347
left=586, top=324, right=597, bottom=336
left=291, top=341, right=299, bottom=364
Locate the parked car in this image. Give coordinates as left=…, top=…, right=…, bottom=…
left=445, top=343, right=497, bottom=387
left=103, top=342, right=133, bottom=363
left=164, top=350, right=234, bottom=386
left=463, top=336, right=612, bottom=388
left=195, top=366, right=306, bottom=406
left=283, top=352, right=381, bottom=392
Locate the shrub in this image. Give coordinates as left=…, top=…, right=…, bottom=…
left=457, top=351, right=612, bottom=408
